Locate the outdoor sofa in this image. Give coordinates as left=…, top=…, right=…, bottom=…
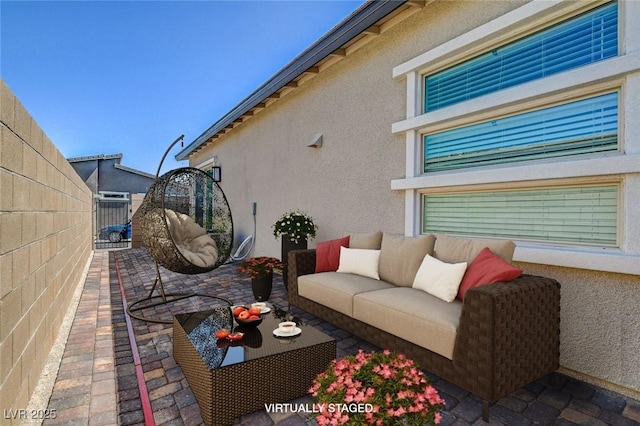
left=287, top=232, right=561, bottom=421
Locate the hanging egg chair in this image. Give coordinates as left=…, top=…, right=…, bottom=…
left=127, top=135, right=233, bottom=323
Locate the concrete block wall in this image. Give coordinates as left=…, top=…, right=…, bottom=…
left=0, top=79, right=94, bottom=418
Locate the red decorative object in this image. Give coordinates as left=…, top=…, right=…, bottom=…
left=315, top=236, right=350, bottom=273
left=457, top=247, right=523, bottom=300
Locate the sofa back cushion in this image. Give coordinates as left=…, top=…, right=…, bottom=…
left=343, top=231, right=383, bottom=250
left=378, top=233, right=436, bottom=287
left=434, top=234, right=516, bottom=265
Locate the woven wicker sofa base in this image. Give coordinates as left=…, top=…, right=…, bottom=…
left=287, top=249, right=561, bottom=419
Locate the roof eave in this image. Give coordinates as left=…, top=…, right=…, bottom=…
left=175, top=0, right=409, bottom=161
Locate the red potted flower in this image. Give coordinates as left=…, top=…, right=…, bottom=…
left=238, top=256, right=285, bottom=301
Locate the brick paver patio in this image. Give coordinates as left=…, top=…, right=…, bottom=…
left=43, top=251, right=117, bottom=426
left=41, top=249, right=640, bottom=425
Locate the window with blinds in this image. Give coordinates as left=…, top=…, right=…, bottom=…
left=424, top=1, right=618, bottom=112
left=422, top=185, right=618, bottom=246
left=423, top=92, right=618, bottom=172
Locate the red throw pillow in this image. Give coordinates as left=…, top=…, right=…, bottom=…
left=457, top=247, right=522, bottom=300
left=315, top=236, right=350, bottom=273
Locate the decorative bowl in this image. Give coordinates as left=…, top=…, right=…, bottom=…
left=231, top=305, right=264, bottom=327
left=234, top=315, right=263, bottom=327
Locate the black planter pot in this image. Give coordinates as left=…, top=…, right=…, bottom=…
left=281, top=236, right=307, bottom=291
left=251, top=272, right=273, bottom=301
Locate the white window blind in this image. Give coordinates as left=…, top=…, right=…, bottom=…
left=423, top=92, right=618, bottom=172
left=423, top=185, right=618, bottom=246
left=424, top=1, right=618, bottom=112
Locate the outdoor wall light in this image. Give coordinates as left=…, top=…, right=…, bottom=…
left=211, top=166, right=221, bottom=182
left=307, top=134, right=323, bottom=148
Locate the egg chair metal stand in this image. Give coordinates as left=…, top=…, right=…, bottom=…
left=127, top=135, right=234, bottom=323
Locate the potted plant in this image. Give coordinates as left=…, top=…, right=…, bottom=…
left=237, top=256, right=285, bottom=301
left=309, top=349, right=445, bottom=425
left=272, top=209, right=318, bottom=244
left=272, top=210, right=318, bottom=289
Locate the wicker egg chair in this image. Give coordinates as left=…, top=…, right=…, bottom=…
left=127, top=136, right=234, bottom=323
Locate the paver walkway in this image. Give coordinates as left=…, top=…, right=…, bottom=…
left=42, top=248, right=640, bottom=425
left=43, top=251, right=117, bottom=426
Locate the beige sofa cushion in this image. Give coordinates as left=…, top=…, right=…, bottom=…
left=378, top=233, right=435, bottom=287
left=164, top=209, right=218, bottom=268
left=434, top=234, right=516, bottom=265
left=353, top=287, right=462, bottom=359
left=343, top=231, right=383, bottom=250
left=298, top=272, right=394, bottom=317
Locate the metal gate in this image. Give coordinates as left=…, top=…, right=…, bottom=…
left=95, top=191, right=131, bottom=250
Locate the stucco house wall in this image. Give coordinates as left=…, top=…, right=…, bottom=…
left=0, top=80, right=93, bottom=417
left=187, top=0, right=640, bottom=398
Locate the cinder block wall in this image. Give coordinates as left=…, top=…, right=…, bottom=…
left=0, top=80, right=93, bottom=416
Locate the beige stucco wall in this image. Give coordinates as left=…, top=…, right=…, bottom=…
left=190, top=0, right=528, bottom=254
left=0, top=79, right=94, bottom=419
left=130, top=193, right=145, bottom=248
left=189, top=1, right=640, bottom=397
left=519, top=262, right=640, bottom=397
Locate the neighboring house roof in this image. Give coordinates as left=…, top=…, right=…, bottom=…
left=68, top=153, right=123, bottom=163
left=113, top=163, right=156, bottom=180
left=176, top=0, right=425, bottom=161
left=68, top=153, right=156, bottom=179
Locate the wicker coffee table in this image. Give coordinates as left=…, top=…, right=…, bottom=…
left=173, top=306, right=336, bottom=426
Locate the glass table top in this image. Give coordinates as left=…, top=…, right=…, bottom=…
left=174, top=305, right=335, bottom=370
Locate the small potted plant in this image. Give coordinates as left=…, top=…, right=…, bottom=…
left=309, top=349, right=445, bottom=425
left=272, top=210, right=318, bottom=288
left=237, top=256, right=285, bottom=301
left=272, top=209, right=318, bottom=244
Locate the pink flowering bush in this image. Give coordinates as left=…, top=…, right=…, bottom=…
left=237, top=256, right=284, bottom=279
left=309, top=350, right=445, bottom=425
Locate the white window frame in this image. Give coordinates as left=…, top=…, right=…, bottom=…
left=391, top=0, right=640, bottom=275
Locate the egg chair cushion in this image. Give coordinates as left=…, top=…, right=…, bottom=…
left=164, top=209, right=219, bottom=269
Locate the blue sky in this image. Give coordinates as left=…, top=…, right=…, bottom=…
left=1, top=0, right=365, bottom=175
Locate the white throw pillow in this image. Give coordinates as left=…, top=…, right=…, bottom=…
left=412, top=254, right=467, bottom=302
left=336, top=247, right=381, bottom=280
